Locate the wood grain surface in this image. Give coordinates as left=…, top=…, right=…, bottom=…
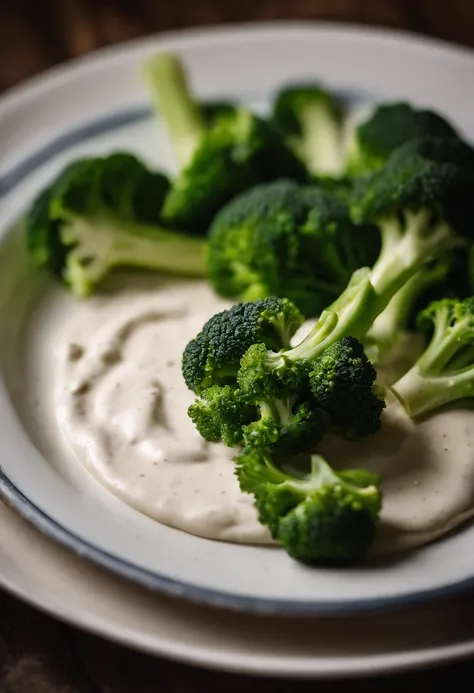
left=1, top=1, right=474, bottom=690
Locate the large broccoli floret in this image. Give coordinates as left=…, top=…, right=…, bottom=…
left=236, top=450, right=381, bottom=564
left=272, top=84, right=346, bottom=177
left=346, top=102, right=459, bottom=176
left=391, top=298, right=474, bottom=417
left=26, top=153, right=207, bottom=297
left=207, top=179, right=380, bottom=317
left=142, top=53, right=309, bottom=234
left=183, top=295, right=385, bottom=451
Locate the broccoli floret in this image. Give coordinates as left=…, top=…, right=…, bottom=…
left=161, top=109, right=310, bottom=233
left=236, top=450, right=381, bottom=564
left=182, top=297, right=304, bottom=394
left=184, top=294, right=384, bottom=451
left=207, top=179, right=380, bottom=317
left=183, top=298, right=326, bottom=451
left=272, top=84, right=346, bottom=177
left=188, top=385, right=256, bottom=447
left=26, top=153, right=207, bottom=297
left=308, top=337, right=386, bottom=440
left=141, top=52, right=206, bottom=169
left=142, top=53, right=309, bottom=234
left=391, top=298, right=474, bottom=417
left=346, top=102, right=459, bottom=176
left=347, top=137, right=474, bottom=327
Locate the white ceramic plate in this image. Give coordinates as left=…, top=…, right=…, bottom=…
left=2, top=22, right=474, bottom=616
left=2, top=498, right=474, bottom=679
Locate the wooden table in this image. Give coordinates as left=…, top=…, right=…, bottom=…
left=1, top=1, right=474, bottom=690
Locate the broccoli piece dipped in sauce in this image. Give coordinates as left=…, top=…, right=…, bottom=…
left=272, top=84, right=347, bottom=178
left=142, top=53, right=309, bottom=234
left=346, top=102, right=460, bottom=177
left=391, top=298, right=474, bottom=417
left=183, top=297, right=385, bottom=451
left=26, top=153, right=207, bottom=297
left=207, top=179, right=380, bottom=317
left=236, top=449, right=381, bottom=565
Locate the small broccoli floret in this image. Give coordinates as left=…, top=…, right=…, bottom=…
left=141, top=52, right=206, bottom=169
left=236, top=450, right=381, bottom=564
left=346, top=102, right=459, bottom=176
left=272, top=84, right=346, bottom=177
left=308, top=337, right=386, bottom=440
left=391, top=297, right=474, bottom=417
left=26, top=153, right=207, bottom=297
left=188, top=385, right=256, bottom=446
left=182, top=297, right=304, bottom=394
left=207, top=179, right=380, bottom=317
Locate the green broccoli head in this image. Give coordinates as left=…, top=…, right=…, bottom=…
left=351, top=137, right=474, bottom=240
left=236, top=451, right=381, bottom=564
left=272, top=84, right=346, bottom=177
left=182, top=297, right=304, bottom=394
left=392, top=297, right=474, bottom=417
left=346, top=102, right=459, bottom=176
left=308, top=337, right=386, bottom=440
left=349, top=137, right=474, bottom=314
left=207, top=179, right=380, bottom=317
left=26, top=153, right=207, bottom=297
left=187, top=385, right=256, bottom=447
left=162, top=109, right=310, bottom=234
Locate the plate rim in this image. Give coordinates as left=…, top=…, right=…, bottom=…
left=2, top=21, right=474, bottom=617
left=2, top=498, right=474, bottom=679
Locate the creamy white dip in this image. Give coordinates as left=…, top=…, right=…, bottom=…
left=46, top=279, right=474, bottom=554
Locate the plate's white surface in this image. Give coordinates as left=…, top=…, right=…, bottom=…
left=2, top=498, right=474, bottom=679
left=2, top=22, right=474, bottom=615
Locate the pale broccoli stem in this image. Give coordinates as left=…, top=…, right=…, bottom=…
left=142, top=52, right=206, bottom=169
left=368, top=262, right=449, bottom=346
left=295, top=102, right=345, bottom=176
left=62, top=216, right=206, bottom=297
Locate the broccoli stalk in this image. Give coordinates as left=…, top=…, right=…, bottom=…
left=59, top=215, right=206, bottom=297
left=367, top=261, right=450, bottom=349
left=27, top=153, right=206, bottom=297
left=141, top=52, right=206, bottom=169
left=272, top=85, right=347, bottom=177
left=391, top=298, right=474, bottom=417
left=236, top=449, right=382, bottom=564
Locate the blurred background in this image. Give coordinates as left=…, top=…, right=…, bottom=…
left=1, top=0, right=474, bottom=94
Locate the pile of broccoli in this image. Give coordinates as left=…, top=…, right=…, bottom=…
left=24, top=50, right=474, bottom=566
left=183, top=109, right=474, bottom=565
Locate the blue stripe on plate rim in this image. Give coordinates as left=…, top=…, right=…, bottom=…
left=2, top=102, right=474, bottom=616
